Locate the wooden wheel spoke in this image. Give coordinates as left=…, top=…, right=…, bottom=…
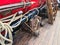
left=47, top=0, right=58, bottom=24
left=28, top=15, right=41, bottom=36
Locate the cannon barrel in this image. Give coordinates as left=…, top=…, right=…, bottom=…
left=10, top=9, right=39, bottom=29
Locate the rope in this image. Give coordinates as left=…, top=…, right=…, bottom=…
left=24, top=16, right=28, bottom=22
left=0, top=21, right=13, bottom=45
left=0, top=13, right=23, bottom=45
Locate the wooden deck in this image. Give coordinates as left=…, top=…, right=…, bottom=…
left=13, top=11, right=60, bottom=45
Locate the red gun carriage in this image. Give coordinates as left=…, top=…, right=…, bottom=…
left=0, top=0, right=58, bottom=45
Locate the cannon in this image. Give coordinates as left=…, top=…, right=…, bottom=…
left=0, top=0, right=58, bottom=45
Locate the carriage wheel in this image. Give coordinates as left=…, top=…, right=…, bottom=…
left=20, top=15, right=41, bottom=36
left=47, top=0, right=58, bottom=24
left=29, top=15, right=41, bottom=36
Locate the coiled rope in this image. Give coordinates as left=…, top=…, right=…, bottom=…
left=0, top=12, right=23, bottom=45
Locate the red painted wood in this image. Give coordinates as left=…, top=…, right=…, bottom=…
left=0, top=0, right=46, bottom=19
left=0, top=0, right=21, bottom=6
